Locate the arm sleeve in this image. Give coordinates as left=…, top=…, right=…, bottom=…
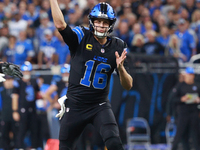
left=12, top=80, right=20, bottom=94
left=166, top=83, right=181, bottom=116
left=59, top=25, right=84, bottom=56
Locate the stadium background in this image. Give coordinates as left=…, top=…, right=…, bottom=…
left=1, top=0, right=200, bottom=149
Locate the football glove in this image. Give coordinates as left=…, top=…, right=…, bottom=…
left=0, top=73, right=6, bottom=82
left=55, top=95, right=67, bottom=120
left=1, top=62, right=23, bottom=79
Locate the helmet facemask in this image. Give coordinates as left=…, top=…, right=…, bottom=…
left=89, top=19, right=116, bottom=38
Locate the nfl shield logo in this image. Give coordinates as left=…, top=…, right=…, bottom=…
left=101, top=48, right=105, bottom=53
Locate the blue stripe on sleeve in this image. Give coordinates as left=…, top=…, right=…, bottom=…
left=76, top=27, right=84, bottom=39
left=72, top=28, right=81, bottom=43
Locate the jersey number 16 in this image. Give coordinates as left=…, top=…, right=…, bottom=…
left=80, top=60, right=111, bottom=89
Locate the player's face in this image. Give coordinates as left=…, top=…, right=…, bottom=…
left=184, top=73, right=195, bottom=83
left=22, top=71, right=31, bottom=81
left=93, top=18, right=110, bottom=33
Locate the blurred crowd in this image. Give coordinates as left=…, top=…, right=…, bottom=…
left=1, top=0, right=200, bottom=68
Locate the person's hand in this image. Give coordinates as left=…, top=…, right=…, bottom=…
left=195, top=97, right=200, bottom=103
left=56, top=103, right=66, bottom=120
left=1, top=62, right=23, bottom=79
left=115, top=49, right=127, bottom=71
left=55, top=95, right=67, bottom=120
left=181, top=95, right=189, bottom=102
left=0, top=73, right=6, bottom=82
left=13, top=111, right=20, bottom=121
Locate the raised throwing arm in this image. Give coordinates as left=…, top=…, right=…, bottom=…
left=49, top=0, right=67, bottom=31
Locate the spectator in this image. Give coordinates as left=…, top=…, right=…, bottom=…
left=130, top=34, right=145, bottom=53
left=41, top=0, right=52, bottom=20
left=141, top=30, right=164, bottom=55
left=167, top=34, right=187, bottom=62
left=149, top=0, right=163, bottom=16
left=196, top=0, right=200, bottom=10
left=3, top=0, right=13, bottom=12
left=65, top=9, right=80, bottom=28
left=140, top=8, right=157, bottom=34
left=152, top=9, right=161, bottom=32
left=18, top=1, right=27, bottom=19
left=156, top=26, right=170, bottom=49
left=175, top=18, right=196, bottom=61
left=180, top=8, right=189, bottom=20
left=2, top=35, right=16, bottom=63
left=8, top=10, right=28, bottom=37
left=23, top=3, right=39, bottom=27
left=173, top=0, right=184, bottom=14
left=144, top=21, right=154, bottom=34
left=0, top=23, right=9, bottom=54
left=0, top=2, right=4, bottom=20
left=113, top=19, right=133, bottom=47
left=189, top=9, right=200, bottom=31
left=122, top=2, right=132, bottom=17
left=190, top=10, right=200, bottom=53
left=168, top=22, right=178, bottom=35
left=184, top=0, right=195, bottom=21
left=132, top=23, right=141, bottom=35
left=14, top=30, right=35, bottom=65
left=155, top=14, right=167, bottom=33
left=167, top=9, right=174, bottom=24
left=26, top=26, right=39, bottom=54
left=110, top=0, right=123, bottom=16
left=161, top=0, right=174, bottom=17
left=35, top=12, right=55, bottom=43
left=169, top=10, right=181, bottom=25
left=136, top=4, right=145, bottom=19
left=37, top=29, right=57, bottom=69
left=54, top=30, right=71, bottom=65
left=126, top=13, right=137, bottom=31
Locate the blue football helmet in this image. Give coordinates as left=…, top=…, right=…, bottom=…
left=20, top=61, right=33, bottom=71
left=88, top=2, right=116, bottom=38
left=60, top=64, right=70, bottom=74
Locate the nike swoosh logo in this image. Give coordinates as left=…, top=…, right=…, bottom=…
left=99, top=102, right=106, bottom=106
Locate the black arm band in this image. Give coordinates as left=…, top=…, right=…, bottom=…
left=0, top=64, right=2, bottom=73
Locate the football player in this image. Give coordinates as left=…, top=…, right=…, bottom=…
left=50, top=1, right=133, bottom=150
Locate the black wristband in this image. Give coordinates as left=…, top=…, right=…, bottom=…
left=0, top=64, right=2, bottom=73
left=13, top=110, right=18, bottom=112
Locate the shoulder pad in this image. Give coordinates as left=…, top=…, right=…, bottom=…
left=111, top=36, right=127, bottom=48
